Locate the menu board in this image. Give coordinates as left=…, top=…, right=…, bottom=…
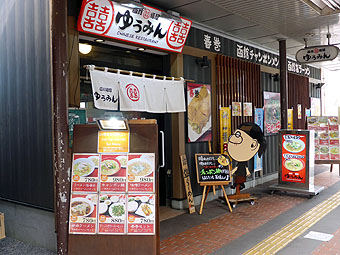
left=98, top=194, right=126, bottom=235
left=71, top=154, right=99, bottom=193
left=69, top=194, right=98, bottom=234
left=281, top=134, right=307, bottom=183
left=127, top=154, right=155, bottom=193
left=195, top=154, right=231, bottom=183
left=98, top=131, right=129, bottom=153
left=100, top=154, right=127, bottom=192
left=127, top=194, right=155, bottom=235
left=307, top=116, right=340, bottom=160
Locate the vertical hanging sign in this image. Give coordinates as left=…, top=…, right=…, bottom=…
left=219, top=107, right=231, bottom=153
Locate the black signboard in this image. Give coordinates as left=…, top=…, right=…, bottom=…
left=195, top=154, right=231, bottom=184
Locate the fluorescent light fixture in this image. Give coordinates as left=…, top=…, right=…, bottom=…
left=79, top=43, right=92, bottom=54
left=97, top=118, right=129, bottom=131
left=116, top=0, right=144, bottom=9
left=94, top=38, right=105, bottom=42
left=137, top=47, right=145, bottom=51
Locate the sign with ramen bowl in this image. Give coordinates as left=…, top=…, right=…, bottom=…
left=71, top=154, right=99, bottom=192
left=127, top=154, right=155, bottom=193
left=100, top=154, right=127, bottom=192
left=281, top=134, right=307, bottom=183
left=69, top=194, right=98, bottom=234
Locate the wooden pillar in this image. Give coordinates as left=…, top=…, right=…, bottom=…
left=170, top=53, right=186, bottom=199
left=279, top=39, right=288, bottom=129
left=52, top=0, right=71, bottom=254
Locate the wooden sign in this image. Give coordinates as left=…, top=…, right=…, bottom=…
left=195, top=154, right=231, bottom=185
left=180, top=155, right=195, bottom=214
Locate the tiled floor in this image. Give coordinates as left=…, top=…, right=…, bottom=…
left=160, top=166, right=340, bottom=255
left=312, top=228, right=340, bottom=255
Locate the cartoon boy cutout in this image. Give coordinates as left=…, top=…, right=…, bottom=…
left=227, top=122, right=267, bottom=190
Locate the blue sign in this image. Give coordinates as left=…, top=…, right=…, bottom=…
left=254, top=108, right=264, bottom=171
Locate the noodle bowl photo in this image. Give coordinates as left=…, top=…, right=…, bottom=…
left=70, top=197, right=94, bottom=217
left=128, top=159, right=153, bottom=177
left=73, top=158, right=95, bottom=177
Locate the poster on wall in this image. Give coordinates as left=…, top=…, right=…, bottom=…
left=71, top=154, right=99, bottom=193
left=288, top=109, right=293, bottom=130
left=100, top=154, right=127, bottom=192
left=297, top=104, right=302, bottom=119
left=254, top=108, right=264, bottom=171
left=311, top=97, right=321, bottom=116
left=243, top=102, right=253, bottom=116
left=127, top=194, right=155, bottom=235
left=187, top=83, right=212, bottom=142
left=219, top=107, right=231, bottom=153
left=69, top=193, right=98, bottom=234
left=281, top=134, right=307, bottom=183
left=264, top=92, right=281, bottom=134
left=232, top=102, right=242, bottom=116
left=98, top=194, right=126, bottom=235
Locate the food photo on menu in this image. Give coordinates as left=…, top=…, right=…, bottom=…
left=71, top=154, right=99, bottom=192
left=127, top=194, right=155, bottom=235
left=69, top=194, right=98, bottom=234
left=100, top=154, right=127, bottom=192
left=127, top=154, right=155, bottom=193
left=98, top=194, right=126, bottom=234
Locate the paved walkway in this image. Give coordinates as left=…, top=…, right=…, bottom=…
left=161, top=165, right=340, bottom=255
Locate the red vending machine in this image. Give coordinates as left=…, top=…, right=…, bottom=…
left=68, top=119, right=159, bottom=254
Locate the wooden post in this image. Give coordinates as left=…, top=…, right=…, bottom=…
left=279, top=39, right=288, bottom=129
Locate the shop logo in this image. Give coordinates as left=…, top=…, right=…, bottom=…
left=143, top=8, right=151, bottom=19
left=126, top=84, right=140, bottom=102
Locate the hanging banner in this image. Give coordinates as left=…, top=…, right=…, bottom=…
left=264, top=92, right=281, bottom=134
left=119, top=73, right=146, bottom=112
left=254, top=108, right=264, bottom=171
left=281, top=134, right=307, bottom=183
left=187, top=83, right=212, bottom=142
left=89, top=69, right=119, bottom=110
left=288, top=109, right=293, bottom=130
left=219, top=107, right=231, bottom=153
left=77, top=0, right=192, bottom=53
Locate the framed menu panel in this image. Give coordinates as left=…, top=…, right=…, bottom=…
left=127, top=194, right=155, bottom=235
left=100, top=154, right=127, bottom=192
left=69, top=194, right=98, bottom=234
left=98, top=194, right=126, bottom=235
left=281, top=134, right=307, bottom=183
left=71, top=154, right=99, bottom=193
left=127, top=154, right=155, bottom=193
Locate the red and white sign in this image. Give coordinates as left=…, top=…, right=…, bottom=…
left=98, top=193, right=126, bottom=234
left=100, top=154, right=127, bottom=192
left=71, top=154, right=99, bottom=193
left=78, top=0, right=192, bottom=53
left=119, top=74, right=146, bottom=111
left=127, top=154, right=155, bottom=193
left=127, top=194, right=155, bottom=235
left=281, top=134, right=307, bottom=183
left=69, top=194, right=98, bottom=234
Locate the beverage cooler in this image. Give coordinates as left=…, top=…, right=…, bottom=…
left=270, top=129, right=324, bottom=196
left=68, top=119, right=160, bottom=255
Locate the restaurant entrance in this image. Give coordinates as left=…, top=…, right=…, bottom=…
left=78, top=40, right=173, bottom=206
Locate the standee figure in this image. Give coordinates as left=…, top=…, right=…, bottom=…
left=227, top=122, right=267, bottom=190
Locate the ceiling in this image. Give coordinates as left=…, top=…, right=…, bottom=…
left=144, top=0, right=340, bottom=71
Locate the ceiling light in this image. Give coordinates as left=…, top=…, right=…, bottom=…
left=137, top=47, right=145, bottom=51
left=161, top=10, right=182, bottom=22
left=79, top=43, right=92, bottom=54
left=94, top=39, right=105, bottom=42
left=126, top=50, right=131, bottom=53
left=116, top=0, right=144, bottom=9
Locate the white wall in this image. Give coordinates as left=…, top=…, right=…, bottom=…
left=322, top=69, right=340, bottom=116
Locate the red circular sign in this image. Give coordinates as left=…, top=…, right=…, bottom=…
left=126, top=84, right=140, bottom=102
left=143, top=9, right=151, bottom=19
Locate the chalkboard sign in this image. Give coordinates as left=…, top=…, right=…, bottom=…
left=195, top=154, right=231, bottom=184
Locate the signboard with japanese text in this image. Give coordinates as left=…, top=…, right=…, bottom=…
left=71, top=154, right=99, bottom=193
left=219, top=107, right=231, bottom=153
left=254, top=108, right=264, bottom=171
left=281, top=134, right=307, bottom=183
left=307, top=116, right=340, bottom=160
left=296, top=45, right=339, bottom=64
left=195, top=154, right=231, bottom=184
left=187, top=83, right=212, bottom=142
left=98, top=193, right=126, bottom=234
left=100, top=154, right=127, bottom=192
left=288, top=109, right=293, bottom=130
left=264, top=92, right=281, bottom=134
left=180, top=155, right=195, bottom=214
left=98, top=131, right=129, bottom=153
left=127, top=194, right=155, bottom=235
left=127, top=154, right=155, bottom=193
left=69, top=193, right=98, bottom=234
left=77, top=0, right=192, bottom=53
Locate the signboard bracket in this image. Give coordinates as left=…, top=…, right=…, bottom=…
left=199, top=183, right=232, bottom=214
